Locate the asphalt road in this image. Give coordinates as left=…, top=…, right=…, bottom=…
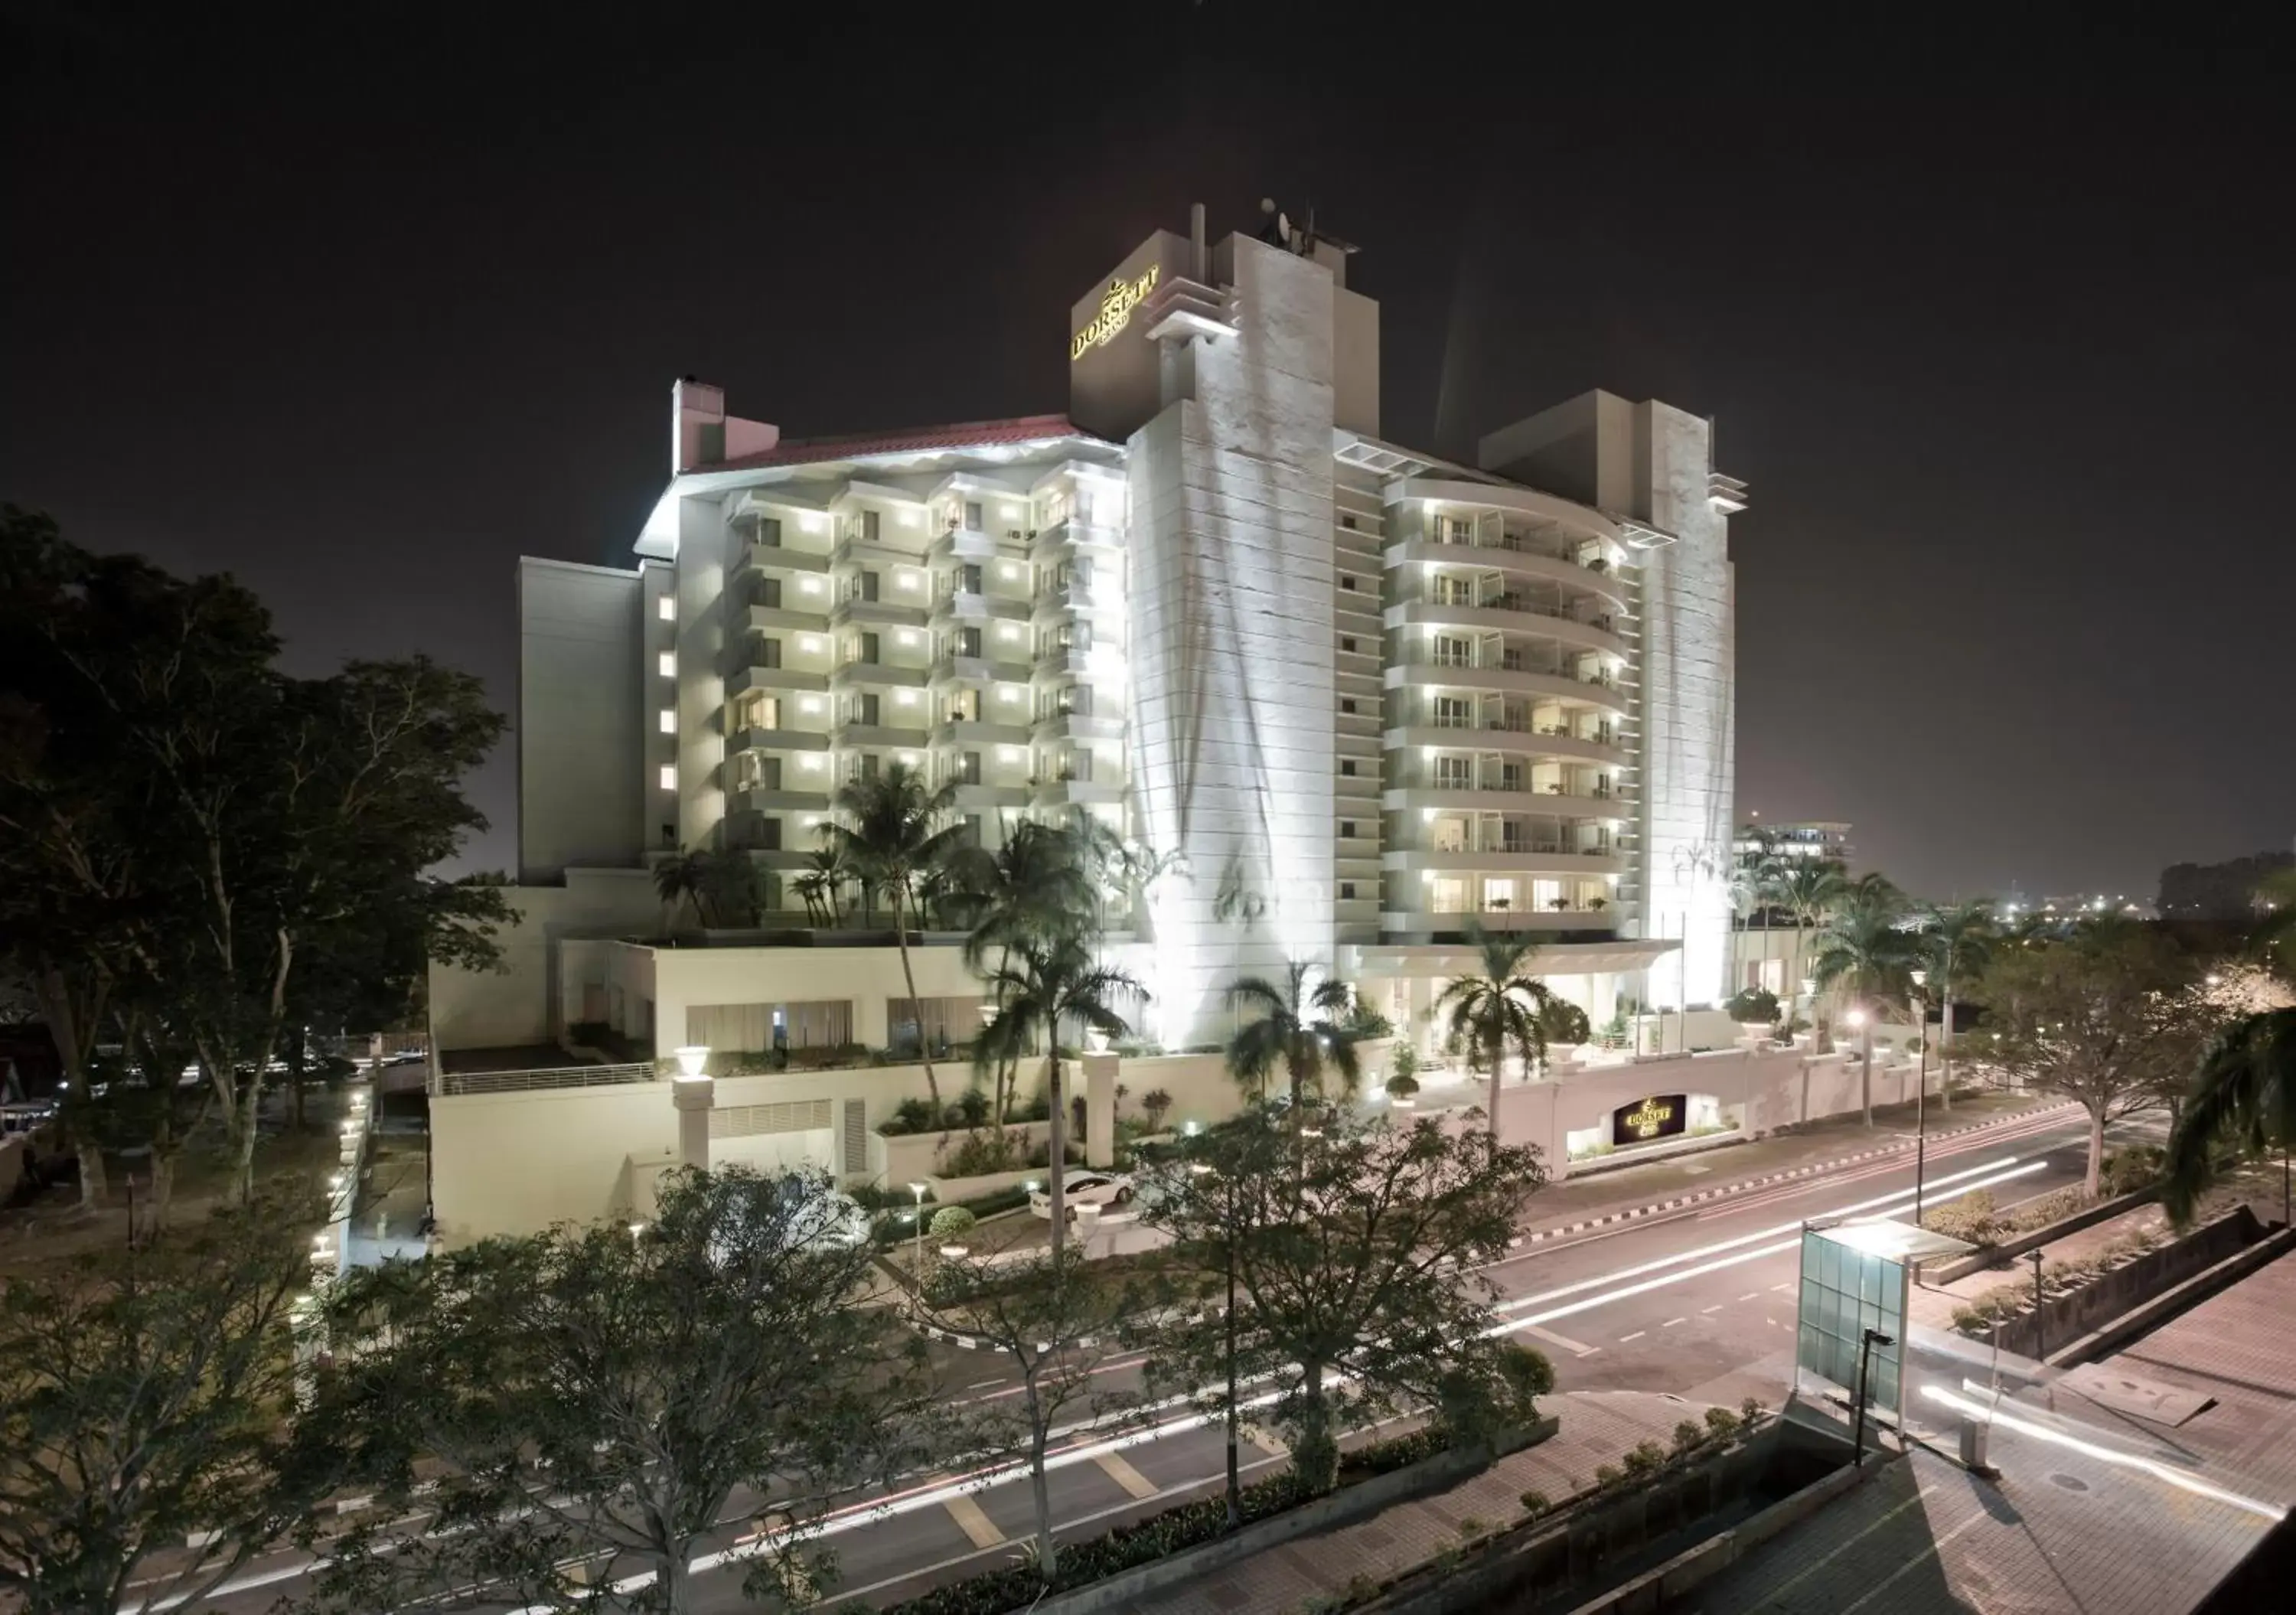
left=177, top=1101, right=2126, bottom=1614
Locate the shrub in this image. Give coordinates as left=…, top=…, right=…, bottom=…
left=1922, top=1188, right=2000, bottom=1247
left=1621, top=1440, right=1665, bottom=1478
left=1141, top=1088, right=1173, bottom=1133
left=1593, top=1464, right=1623, bottom=1489
left=940, top=1130, right=1027, bottom=1178
left=883, top=1097, right=938, bottom=1137
left=2102, top=1144, right=2165, bottom=1197
left=2006, top=1186, right=2089, bottom=1233
left=929, top=1206, right=977, bottom=1240
left=1671, top=1420, right=1707, bottom=1456
left=1518, top=1489, right=1551, bottom=1518
left=1740, top=1397, right=1766, bottom=1425
left=1391, top=1042, right=1419, bottom=1082
left=1455, top=1515, right=1488, bottom=1542
left=1724, top=988, right=1781, bottom=1024
left=1951, top=1305, right=1988, bottom=1334
left=1538, top=1000, right=1593, bottom=1047
left=1703, top=1405, right=1740, bottom=1438
left=1385, top=1072, right=1420, bottom=1100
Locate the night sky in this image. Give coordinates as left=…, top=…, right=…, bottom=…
left=6, top=6, right=2291, bottom=901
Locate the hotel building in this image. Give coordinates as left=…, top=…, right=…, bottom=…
left=461, top=208, right=1743, bottom=1070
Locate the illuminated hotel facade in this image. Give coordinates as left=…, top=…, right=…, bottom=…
left=501, top=210, right=1742, bottom=1053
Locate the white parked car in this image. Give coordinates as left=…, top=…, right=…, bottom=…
left=1029, top=1170, right=1135, bottom=1220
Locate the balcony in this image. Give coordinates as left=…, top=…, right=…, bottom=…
left=745, top=544, right=830, bottom=576
left=1385, top=600, right=1629, bottom=659
left=1032, top=582, right=1120, bottom=620
left=934, top=718, right=1031, bottom=748
left=830, top=536, right=927, bottom=573
left=1383, top=785, right=1626, bottom=818
left=1383, top=847, right=1626, bottom=878
left=729, top=725, right=830, bottom=754
left=830, top=661, right=929, bottom=692
left=1032, top=778, right=1122, bottom=811
left=730, top=664, right=829, bottom=699
left=932, top=590, right=1032, bottom=627
left=951, top=782, right=1032, bottom=811
left=1035, top=644, right=1094, bottom=677
left=1384, top=662, right=1631, bottom=717
left=833, top=721, right=930, bottom=751
left=1382, top=725, right=1626, bottom=766
left=731, top=785, right=831, bottom=815
left=1383, top=535, right=1627, bottom=603
left=932, top=654, right=1034, bottom=686
left=1032, top=711, right=1122, bottom=744
left=831, top=596, right=930, bottom=631
left=1032, top=518, right=1124, bottom=559
left=1381, top=906, right=1617, bottom=938
left=929, top=525, right=1007, bottom=563
left=749, top=602, right=830, bottom=633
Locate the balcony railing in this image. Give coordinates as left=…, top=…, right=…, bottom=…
left=432, top=1062, right=657, bottom=1098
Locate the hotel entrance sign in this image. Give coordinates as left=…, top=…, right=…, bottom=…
left=1071, top=264, right=1161, bottom=360
left=1612, top=1094, right=1687, bottom=1147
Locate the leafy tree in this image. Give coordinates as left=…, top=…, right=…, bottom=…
left=921, top=1248, right=1156, bottom=1581
left=1975, top=920, right=2209, bottom=1195
left=1723, top=987, right=1781, bottom=1025
left=308, top=1167, right=935, bottom=1614
left=1433, top=925, right=1559, bottom=1131
left=1764, top=860, right=1848, bottom=1012
left=1809, top=892, right=1923, bottom=1125
left=2163, top=1007, right=2296, bottom=1223
left=1225, top=960, right=1364, bottom=1108
left=823, top=763, right=967, bottom=1117
left=1919, top=899, right=1998, bottom=1111
left=0, top=1186, right=339, bottom=1610
left=1140, top=1107, right=1549, bottom=1493
left=972, top=934, right=1142, bottom=1258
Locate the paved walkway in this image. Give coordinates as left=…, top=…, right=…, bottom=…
left=1124, top=1390, right=1727, bottom=1615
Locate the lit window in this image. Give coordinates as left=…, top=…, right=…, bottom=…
left=657, top=595, right=676, bottom=622
left=657, top=765, right=677, bottom=791
left=657, top=651, right=676, bottom=678
left=659, top=710, right=676, bottom=734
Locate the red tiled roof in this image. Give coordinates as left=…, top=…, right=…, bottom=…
left=709, top=413, right=1099, bottom=472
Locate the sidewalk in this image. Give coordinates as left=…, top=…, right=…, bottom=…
left=1124, top=1390, right=1733, bottom=1615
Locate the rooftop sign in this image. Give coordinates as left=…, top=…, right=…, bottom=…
left=1071, top=264, right=1161, bottom=361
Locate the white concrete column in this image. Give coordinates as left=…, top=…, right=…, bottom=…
left=1082, top=1052, right=1119, bottom=1169
left=672, top=1075, right=715, bottom=1171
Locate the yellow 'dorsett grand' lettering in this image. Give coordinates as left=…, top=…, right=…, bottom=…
left=1620, top=1098, right=1676, bottom=1138
left=1070, top=264, right=1162, bottom=360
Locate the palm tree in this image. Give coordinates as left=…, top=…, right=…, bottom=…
left=1433, top=926, right=1560, bottom=1134
left=1809, top=893, right=1922, bottom=1125
left=1225, top=961, right=1363, bottom=1109
left=791, top=846, right=848, bottom=928
left=957, top=821, right=1099, bottom=1126
left=821, top=762, right=967, bottom=1119
left=974, top=932, right=1143, bottom=1259
left=1920, top=899, right=1998, bottom=1113
left=652, top=847, right=714, bottom=930
left=2163, top=1008, right=2296, bottom=1224
left=1769, top=860, right=1848, bottom=1021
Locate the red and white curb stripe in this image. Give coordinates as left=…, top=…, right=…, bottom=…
left=1501, top=1102, right=2076, bottom=1250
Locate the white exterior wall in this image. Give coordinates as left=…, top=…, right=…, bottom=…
left=676, top=494, right=738, bottom=852
left=1128, top=236, right=1339, bottom=1046
left=517, top=559, right=645, bottom=882
left=426, top=869, right=660, bottom=1051
left=1636, top=404, right=1737, bottom=1007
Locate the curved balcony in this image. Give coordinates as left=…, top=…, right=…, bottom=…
left=1382, top=847, right=1625, bottom=879
left=1382, top=477, right=1617, bottom=541
left=1384, top=600, right=1628, bottom=659
left=1381, top=785, right=1626, bottom=819
left=745, top=544, right=830, bottom=576
left=730, top=725, right=830, bottom=754
left=1382, top=725, right=1626, bottom=767
left=730, top=664, right=829, bottom=700
left=1383, top=538, right=1629, bottom=611
left=1383, top=662, right=1630, bottom=718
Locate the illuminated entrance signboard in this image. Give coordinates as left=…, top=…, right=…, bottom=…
left=1612, top=1094, right=1687, bottom=1148
left=1070, top=264, right=1161, bottom=360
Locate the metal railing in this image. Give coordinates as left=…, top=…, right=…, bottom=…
left=432, top=1062, right=658, bottom=1098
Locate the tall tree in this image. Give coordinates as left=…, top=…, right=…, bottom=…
left=653, top=847, right=715, bottom=929
left=1433, top=926, right=1559, bottom=1133
left=957, top=820, right=1098, bottom=1126
left=1766, top=859, right=1848, bottom=1020
left=0, top=1186, right=341, bottom=1610
left=822, top=763, right=966, bottom=1114
left=1975, top=920, right=2208, bottom=1195
left=1919, top=899, right=1998, bottom=1113
left=2162, top=1007, right=2296, bottom=1224
left=971, top=933, right=1141, bottom=1259
left=1809, top=892, right=1921, bottom=1125
left=308, top=1167, right=934, bottom=1615
left=921, top=1247, right=1154, bottom=1582
left=1225, top=960, right=1365, bottom=1108
left=1140, top=1108, right=1551, bottom=1493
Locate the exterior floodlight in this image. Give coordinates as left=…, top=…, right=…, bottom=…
left=673, top=1046, right=711, bottom=1078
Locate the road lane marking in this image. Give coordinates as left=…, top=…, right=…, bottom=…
left=1772, top=1283, right=1795, bottom=1294
left=968, top=1378, right=1003, bottom=1390
left=1619, top=1331, right=1646, bottom=1342
left=1094, top=1451, right=1159, bottom=1500
left=1737, top=1292, right=1759, bottom=1301
left=1525, top=1323, right=1600, bottom=1357
left=1663, top=1317, right=1687, bottom=1327
left=941, top=1493, right=1005, bottom=1548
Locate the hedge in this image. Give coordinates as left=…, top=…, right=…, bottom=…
left=877, top=1427, right=1453, bottom=1615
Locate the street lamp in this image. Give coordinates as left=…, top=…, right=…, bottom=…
left=908, top=1181, right=929, bottom=1274
left=1188, top=1159, right=1241, bottom=1527
left=1910, top=968, right=1930, bottom=1228
left=1853, top=1327, right=1895, bottom=1468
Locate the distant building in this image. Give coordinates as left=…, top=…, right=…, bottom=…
left=2158, top=850, right=2294, bottom=923
left=1737, top=817, right=1851, bottom=866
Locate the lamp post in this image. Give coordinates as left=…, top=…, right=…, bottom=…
left=1799, top=976, right=1817, bottom=1046
left=1852, top=1326, right=1895, bottom=1468
left=1846, top=1007, right=1872, bottom=1127
left=1189, top=1160, right=1241, bottom=1527
left=1910, top=968, right=1929, bottom=1227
